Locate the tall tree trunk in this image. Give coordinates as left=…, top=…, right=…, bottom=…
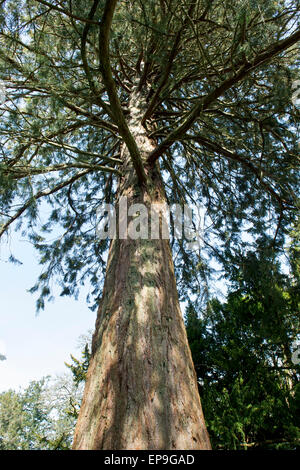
left=72, top=84, right=211, bottom=450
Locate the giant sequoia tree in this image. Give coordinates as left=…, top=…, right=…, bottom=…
left=0, top=0, right=299, bottom=450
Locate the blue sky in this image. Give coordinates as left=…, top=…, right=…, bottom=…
left=0, top=209, right=227, bottom=394
left=0, top=234, right=96, bottom=392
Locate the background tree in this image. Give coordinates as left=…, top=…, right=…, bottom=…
left=0, top=375, right=82, bottom=449
left=186, top=245, right=300, bottom=449
left=0, top=0, right=299, bottom=449
left=0, top=332, right=91, bottom=450
left=65, top=344, right=91, bottom=387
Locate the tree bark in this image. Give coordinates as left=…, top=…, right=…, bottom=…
left=72, top=84, right=211, bottom=450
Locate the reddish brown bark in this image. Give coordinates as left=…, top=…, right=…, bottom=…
left=72, top=85, right=211, bottom=450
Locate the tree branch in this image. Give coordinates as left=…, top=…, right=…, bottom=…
left=80, top=0, right=113, bottom=119
left=33, top=0, right=100, bottom=25
left=148, top=28, right=300, bottom=164
left=183, top=134, right=295, bottom=208
left=98, top=0, right=147, bottom=185
left=141, top=2, right=196, bottom=124
left=0, top=169, right=92, bottom=238
left=35, top=139, right=122, bottom=165
left=2, top=162, right=121, bottom=179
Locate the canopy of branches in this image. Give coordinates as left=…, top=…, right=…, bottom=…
left=0, top=0, right=299, bottom=308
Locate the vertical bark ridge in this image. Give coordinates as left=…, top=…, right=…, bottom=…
left=72, top=85, right=211, bottom=450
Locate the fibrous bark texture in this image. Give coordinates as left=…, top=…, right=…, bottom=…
left=72, top=85, right=211, bottom=450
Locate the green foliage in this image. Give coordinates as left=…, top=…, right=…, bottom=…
left=0, top=0, right=299, bottom=450
left=65, top=344, right=91, bottom=387
left=186, top=247, right=300, bottom=449
left=0, top=0, right=298, bottom=311
left=0, top=375, right=82, bottom=450
left=288, top=215, right=300, bottom=281
left=0, top=378, right=50, bottom=450
left=1, top=256, right=298, bottom=452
